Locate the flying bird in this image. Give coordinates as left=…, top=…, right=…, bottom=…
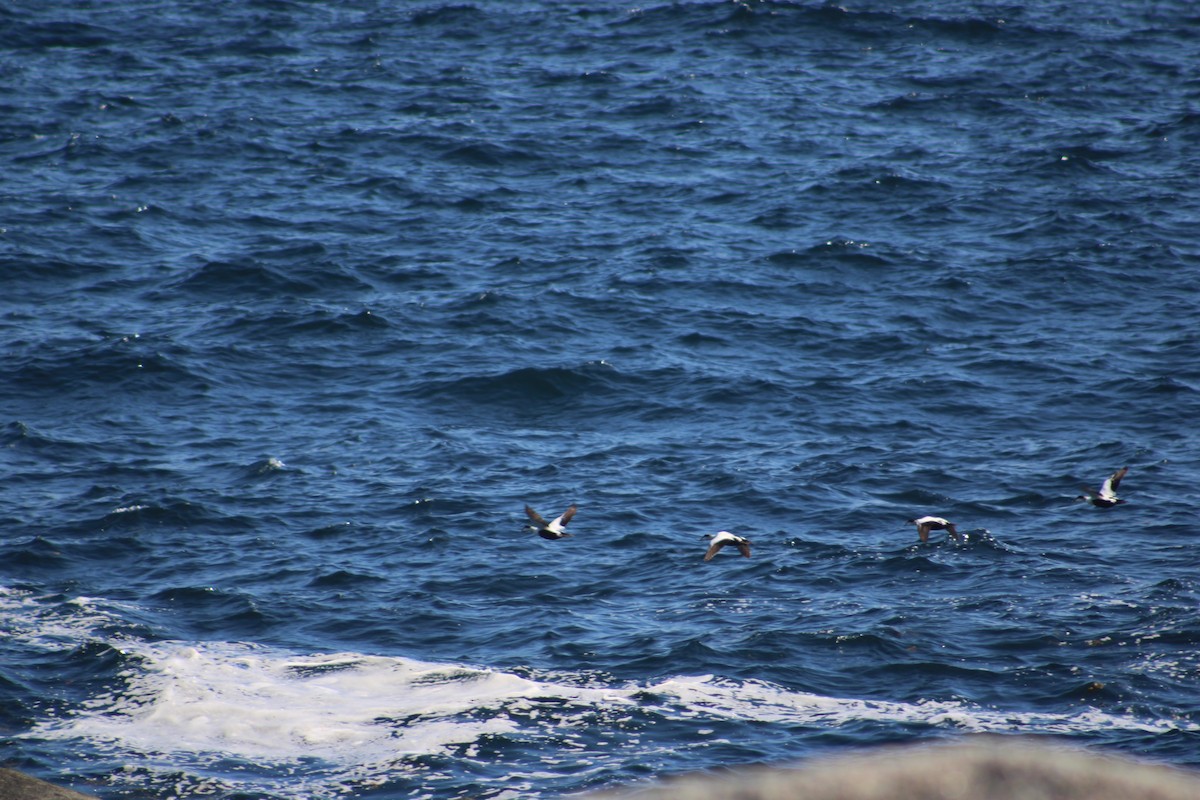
left=524, top=504, right=577, bottom=540
left=1077, top=466, right=1129, bottom=508
left=702, top=531, right=751, bottom=561
left=908, top=516, right=960, bottom=543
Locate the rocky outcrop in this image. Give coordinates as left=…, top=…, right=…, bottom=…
left=0, top=769, right=96, bottom=800
left=8, top=736, right=1200, bottom=799
left=588, top=736, right=1200, bottom=800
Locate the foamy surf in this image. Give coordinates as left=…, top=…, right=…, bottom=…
left=49, top=644, right=531, bottom=763
left=6, top=588, right=1195, bottom=799
left=652, top=674, right=1193, bottom=735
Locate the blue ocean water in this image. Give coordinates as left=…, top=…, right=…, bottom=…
left=3, top=0, right=1200, bottom=797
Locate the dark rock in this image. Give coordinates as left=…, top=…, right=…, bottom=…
left=588, top=736, right=1200, bottom=800
left=0, top=769, right=97, bottom=800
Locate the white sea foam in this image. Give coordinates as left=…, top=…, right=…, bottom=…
left=57, top=644, right=531, bottom=763
left=649, top=674, right=1193, bottom=735
left=4, top=587, right=1196, bottom=798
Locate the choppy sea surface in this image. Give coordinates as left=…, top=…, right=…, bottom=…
left=3, top=1, right=1200, bottom=798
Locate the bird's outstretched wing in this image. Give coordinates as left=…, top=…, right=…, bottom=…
left=1104, top=466, right=1129, bottom=495
left=558, top=504, right=578, bottom=526
left=525, top=506, right=548, bottom=527
left=735, top=539, right=752, bottom=558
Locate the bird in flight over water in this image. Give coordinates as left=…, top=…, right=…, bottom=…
left=525, top=504, right=577, bottom=540
left=702, top=531, right=752, bottom=561
left=908, top=516, right=961, bottom=543
left=1077, top=466, right=1129, bottom=508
